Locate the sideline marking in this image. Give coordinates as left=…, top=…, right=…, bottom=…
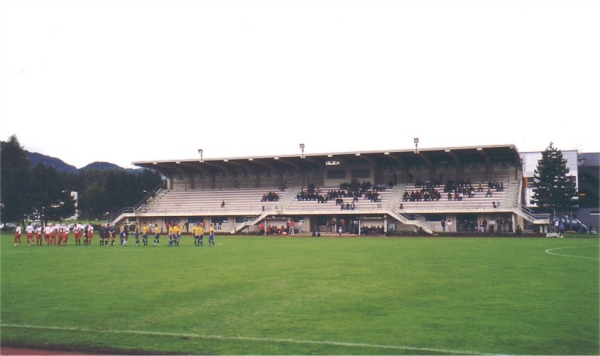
left=0, top=323, right=486, bottom=355
left=545, top=246, right=599, bottom=260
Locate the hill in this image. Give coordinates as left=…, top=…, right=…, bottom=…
left=25, top=150, right=78, bottom=173
left=24, top=150, right=134, bottom=173
left=79, top=161, right=124, bottom=171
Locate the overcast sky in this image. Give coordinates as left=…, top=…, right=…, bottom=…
left=1, top=0, right=599, bottom=169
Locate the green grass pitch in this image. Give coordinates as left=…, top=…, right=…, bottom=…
left=1, top=233, right=598, bottom=355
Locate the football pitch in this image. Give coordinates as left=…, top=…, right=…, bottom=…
left=1, top=233, right=598, bottom=355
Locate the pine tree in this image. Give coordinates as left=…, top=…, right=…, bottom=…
left=531, top=142, right=578, bottom=212
left=0, top=135, right=33, bottom=225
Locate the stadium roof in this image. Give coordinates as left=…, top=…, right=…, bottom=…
left=132, top=144, right=521, bottom=176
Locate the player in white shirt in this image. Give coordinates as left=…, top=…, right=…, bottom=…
left=26, top=223, right=34, bottom=246
left=57, top=224, right=64, bottom=245
left=14, top=225, right=22, bottom=246
left=35, top=225, right=43, bottom=246
left=44, top=225, right=52, bottom=245
left=61, top=223, right=70, bottom=245
left=86, top=224, right=94, bottom=246
left=51, top=224, right=59, bottom=245
left=73, top=222, right=82, bottom=245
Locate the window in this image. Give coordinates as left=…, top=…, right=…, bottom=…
left=327, top=170, right=346, bottom=179
left=351, top=169, right=370, bottom=179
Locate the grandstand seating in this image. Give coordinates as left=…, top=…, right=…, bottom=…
left=288, top=186, right=395, bottom=213
left=129, top=178, right=520, bottom=236
left=137, top=179, right=517, bottom=216
left=139, top=188, right=289, bottom=216
left=397, top=180, right=515, bottom=212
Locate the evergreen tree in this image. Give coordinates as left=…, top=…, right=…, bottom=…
left=0, top=135, right=33, bottom=225
left=1, top=135, right=77, bottom=227
left=30, top=163, right=76, bottom=224
left=531, top=142, right=578, bottom=212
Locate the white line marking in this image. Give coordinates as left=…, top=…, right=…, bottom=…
left=0, top=323, right=487, bottom=355
left=545, top=246, right=599, bottom=260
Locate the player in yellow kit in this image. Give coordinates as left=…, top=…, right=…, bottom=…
left=209, top=224, right=215, bottom=247
left=174, top=223, right=182, bottom=246
left=153, top=224, right=161, bottom=246
left=133, top=222, right=140, bottom=246
left=192, top=222, right=201, bottom=246
left=142, top=222, right=150, bottom=246
left=168, top=224, right=175, bottom=247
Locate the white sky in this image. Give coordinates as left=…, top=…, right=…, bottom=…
left=1, top=0, right=599, bottom=169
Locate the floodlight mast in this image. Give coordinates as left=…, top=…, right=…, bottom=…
left=299, top=143, right=305, bottom=158
left=414, top=138, right=419, bottom=153
left=198, top=149, right=203, bottom=162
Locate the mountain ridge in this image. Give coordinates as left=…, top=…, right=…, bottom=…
left=25, top=150, right=138, bottom=173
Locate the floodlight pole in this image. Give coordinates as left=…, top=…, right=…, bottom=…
left=414, top=137, right=419, bottom=153
left=198, top=148, right=203, bottom=163
left=300, top=143, right=305, bottom=159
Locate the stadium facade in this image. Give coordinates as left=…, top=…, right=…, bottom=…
left=113, top=143, right=596, bottom=235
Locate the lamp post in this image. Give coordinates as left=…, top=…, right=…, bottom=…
left=414, top=137, right=419, bottom=153
left=299, top=143, right=305, bottom=159
left=198, top=148, right=203, bottom=162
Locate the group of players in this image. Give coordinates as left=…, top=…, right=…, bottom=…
left=12, top=221, right=216, bottom=247
left=13, top=222, right=95, bottom=246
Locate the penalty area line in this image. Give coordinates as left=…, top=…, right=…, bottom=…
left=545, top=246, right=599, bottom=260
left=0, top=323, right=486, bottom=355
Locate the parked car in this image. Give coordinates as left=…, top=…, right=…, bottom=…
left=0, top=222, right=17, bottom=231
left=559, top=218, right=587, bottom=232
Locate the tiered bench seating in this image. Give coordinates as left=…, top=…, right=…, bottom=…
left=288, top=186, right=394, bottom=212
left=397, top=181, right=512, bottom=212
left=140, top=188, right=287, bottom=215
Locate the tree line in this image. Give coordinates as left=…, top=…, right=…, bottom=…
left=1, top=135, right=164, bottom=227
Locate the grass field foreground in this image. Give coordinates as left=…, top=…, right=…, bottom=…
left=1, top=233, right=598, bottom=355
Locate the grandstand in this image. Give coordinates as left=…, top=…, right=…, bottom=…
left=113, top=144, right=550, bottom=235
